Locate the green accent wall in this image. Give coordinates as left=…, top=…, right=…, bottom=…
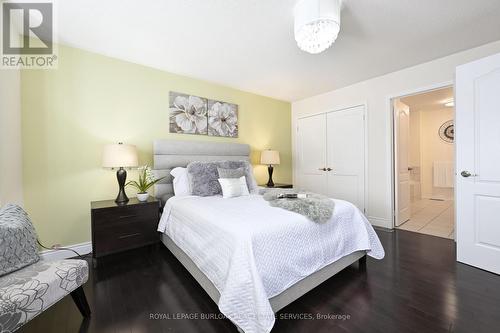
left=21, top=44, right=291, bottom=247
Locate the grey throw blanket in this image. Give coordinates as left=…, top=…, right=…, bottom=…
left=260, top=189, right=334, bottom=223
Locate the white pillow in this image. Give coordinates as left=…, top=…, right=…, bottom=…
left=218, top=176, right=249, bottom=198
left=170, top=167, right=191, bottom=196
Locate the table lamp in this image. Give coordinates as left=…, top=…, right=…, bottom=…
left=261, top=150, right=280, bottom=187
left=102, top=142, right=138, bottom=204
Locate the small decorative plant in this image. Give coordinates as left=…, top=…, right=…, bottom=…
left=126, top=165, right=165, bottom=201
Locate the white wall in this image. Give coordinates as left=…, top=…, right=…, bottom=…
left=292, top=40, right=500, bottom=228
left=420, top=108, right=454, bottom=200
left=0, top=69, right=24, bottom=206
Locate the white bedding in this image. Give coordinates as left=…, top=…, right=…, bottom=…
left=158, top=194, right=384, bottom=333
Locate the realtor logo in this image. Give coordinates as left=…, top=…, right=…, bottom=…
left=1, top=1, right=57, bottom=68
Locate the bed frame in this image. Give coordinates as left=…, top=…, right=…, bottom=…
left=153, top=140, right=367, bottom=324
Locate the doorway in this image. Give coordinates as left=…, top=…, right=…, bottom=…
left=393, top=87, right=455, bottom=239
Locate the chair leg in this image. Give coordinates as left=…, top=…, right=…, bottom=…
left=71, top=286, right=91, bottom=317
left=359, top=255, right=367, bottom=272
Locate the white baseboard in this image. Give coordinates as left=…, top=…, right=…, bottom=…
left=368, top=216, right=393, bottom=229
left=39, top=241, right=92, bottom=260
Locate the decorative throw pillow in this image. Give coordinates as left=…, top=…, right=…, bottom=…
left=187, top=161, right=221, bottom=196
left=0, top=204, right=40, bottom=276
left=170, top=167, right=191, bottom=196
left=218, top=176, right=250, bottom=198
left=217, top=167, right=245, bottom=179
left=220, top=161, right=258, bottom=193
left=187, top=160, right=257, bottom=196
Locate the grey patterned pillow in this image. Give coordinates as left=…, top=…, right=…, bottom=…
left=188, top=160, right=257, bottom=196
left=187, top=162, right=220, bottom=196
left=0, top=204, right=40, bottom=276
left=217, top=167, right=245, bottom=179
left=220, top=161, right=258, bottom=193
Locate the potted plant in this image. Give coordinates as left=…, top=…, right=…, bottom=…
left=126, top=165, right=165, bottom=202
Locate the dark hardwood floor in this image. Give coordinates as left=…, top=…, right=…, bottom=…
left=20, top=230, right=500, bottom=333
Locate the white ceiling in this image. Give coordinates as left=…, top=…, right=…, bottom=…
left=401, top=87, right=454, bottom=112
left=55, top=0, right=500, bottom=101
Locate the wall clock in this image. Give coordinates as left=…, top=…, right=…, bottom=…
left=439, top=120, right=454, bottom=143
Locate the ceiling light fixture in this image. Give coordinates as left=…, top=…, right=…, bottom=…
left=294, top=0, right=342, bottom=54
left=444, top=100, right=454, bottom=107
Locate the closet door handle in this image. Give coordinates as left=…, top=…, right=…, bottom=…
left=326, top=168, right=332, bottom=171
left=318, top=168, right=327, bottom=171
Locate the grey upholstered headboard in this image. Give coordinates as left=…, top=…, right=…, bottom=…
left=153, top=140, right=250, bottom=204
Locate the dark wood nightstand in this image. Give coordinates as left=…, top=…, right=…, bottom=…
left=260, top=183, right=293, bottom=189
left=91, top=197, right=160, bottom=267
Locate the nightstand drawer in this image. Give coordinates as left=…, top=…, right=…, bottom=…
left=93, top=219, right=158, bottom=256
left=92, top=214, right=157, bottom=231
left=92, top=207, right=157, bottom=229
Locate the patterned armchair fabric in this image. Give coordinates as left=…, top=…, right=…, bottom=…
left=0, top=204, right=39, bottom=276
left=0, top=259, right=89, bottom=332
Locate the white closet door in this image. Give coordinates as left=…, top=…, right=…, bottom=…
left=326, top=106, right=365, bottom=211
left=296, top=113, right=328, bottom=194
left=456, top=52, right=500, bottom=274
left=394, top=99, right=411, bottom=226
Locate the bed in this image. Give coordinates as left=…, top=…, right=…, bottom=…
left=153, top=140, right=384, bottom=333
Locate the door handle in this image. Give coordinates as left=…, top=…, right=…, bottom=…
left=118, top=232, right=141, bottom=239
left=118, top=214, right=138, bottom=219
left=318, top=168, right=327, bottom=171
left=326, top=167, right=332, bottom=171
left=461, top=171, right=477, bottom=178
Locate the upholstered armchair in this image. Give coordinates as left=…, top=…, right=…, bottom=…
left=0, top=204, right=91, bottom=332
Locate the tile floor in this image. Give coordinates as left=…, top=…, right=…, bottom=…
left=397, top=199, right=455, bottom=239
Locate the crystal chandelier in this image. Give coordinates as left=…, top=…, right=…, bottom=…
left=294, top=0, right=342, bottom=54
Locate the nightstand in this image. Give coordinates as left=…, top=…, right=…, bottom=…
left=91, top=197, right=160, bottom=267
left=261, top=183, right=293, bottom=189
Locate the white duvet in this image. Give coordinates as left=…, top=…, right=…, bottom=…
left=158, top=194, right=384, bottom=333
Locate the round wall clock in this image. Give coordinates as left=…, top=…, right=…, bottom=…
left=439, top=120, right=454, bottom=143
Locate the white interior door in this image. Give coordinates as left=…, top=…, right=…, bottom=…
left=326, top=106, right=365, bottom=211
left=296, top=113, right=328, bottom=194
left=456, top=53, right=500, bottom=274
left=394, top=99, right=411, bottom=226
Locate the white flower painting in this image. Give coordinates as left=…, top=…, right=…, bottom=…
left=208, top=100, right=239, bottom=137
left=169, top=92, right=208, bottom=135
left=169, top=92, right=239, bottom=138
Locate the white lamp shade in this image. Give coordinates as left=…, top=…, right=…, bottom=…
left=102, top=143, right=138, bottom=168
left=261, top=150, right=280, bottom=165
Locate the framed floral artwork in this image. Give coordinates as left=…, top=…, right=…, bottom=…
left=169, top=92, right=208, bottom=135
left=169, top=92, right=238, bottom=137
left=207, top=100, right=239, bottom=137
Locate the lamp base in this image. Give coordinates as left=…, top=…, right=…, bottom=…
left=115, top=167, right=129, bottom=205
left=266, top=165, right=274, bottom=187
